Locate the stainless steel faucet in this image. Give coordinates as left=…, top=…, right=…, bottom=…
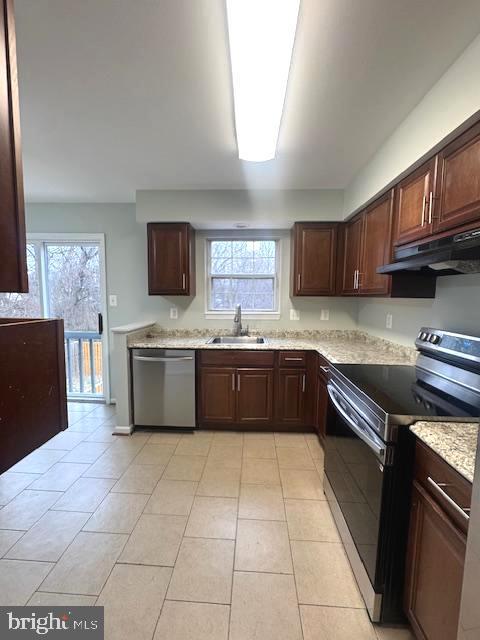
left=233, top=304, right=242, bottom=336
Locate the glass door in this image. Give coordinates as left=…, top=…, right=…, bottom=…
left=44, top=242, right=105, bottom=399
left=0, top=236, right=108, bottom=400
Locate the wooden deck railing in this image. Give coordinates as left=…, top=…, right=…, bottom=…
left=64, top=331, right=103, bottom=396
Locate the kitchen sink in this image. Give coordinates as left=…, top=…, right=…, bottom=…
left=207, top=336, right=267, bottom=345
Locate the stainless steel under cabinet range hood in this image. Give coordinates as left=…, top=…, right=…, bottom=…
left=378, top=228, right=480, bottom=276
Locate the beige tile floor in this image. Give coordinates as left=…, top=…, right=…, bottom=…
left=0, top=402, right=414, bottom=640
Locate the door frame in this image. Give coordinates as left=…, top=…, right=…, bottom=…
left=27, top=233, right=110, bottom=403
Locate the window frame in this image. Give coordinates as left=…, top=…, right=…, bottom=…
left=204, top=235, right=281, bottom=319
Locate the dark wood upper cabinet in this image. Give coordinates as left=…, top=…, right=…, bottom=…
left=394, top=158, right=437, bottom=246
left=236, top=368, right=274, bottom=425
left=359, top=190, right=394, bottom=296
left=340, top=214, right=363, bottom=295
left=148, top=223, right=195, bottom=295
left=436, top=121, right=480, bottom=234
left=291, top=222, right=338, bottom=296
left=0, top=0, right=27, bottom=293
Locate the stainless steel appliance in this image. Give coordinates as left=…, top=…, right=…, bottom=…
left=132, top=349, right=196, bottom=428
left=379, top=226, right=480, bottom=275
left=324, top=328, right=480, bottom=624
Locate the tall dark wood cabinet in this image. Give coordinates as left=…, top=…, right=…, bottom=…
left=340, top=214, right=363, bottom=295
left=436, top=120, right=480, bottom=233
left=360, top=190, right=394, bottom=295
left=148, top=222, right=195, bottom=295
left=0, top=0, right=27, bottom=293
left=291, top=222, right=338, bottom=296
left=394, top=159, right=437, bottom=246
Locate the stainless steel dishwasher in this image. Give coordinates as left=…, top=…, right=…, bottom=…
left=132, top=349, right=196, bottom=428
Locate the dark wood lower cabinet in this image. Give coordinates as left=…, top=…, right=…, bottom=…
left=0, top=318, right=67, bottom=473
left=276, top=368, right=306, bottom=426
left=404, top=482, right=466, bottom=640
left=198, top=367, right=236, bottom=425
left=404, top=441, right=471, bottom=640
left=197, top=350, right=314, bottom=430
left=236, top=368, right=274, bottom=425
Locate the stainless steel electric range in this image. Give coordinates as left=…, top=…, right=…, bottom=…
left=323, top=327, right=480, bottom=624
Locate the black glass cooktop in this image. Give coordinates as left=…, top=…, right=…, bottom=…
left=332, top=363, right=480, bottom=419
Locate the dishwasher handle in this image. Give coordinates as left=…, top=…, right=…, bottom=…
left=133, top=355, right=194, bottom=363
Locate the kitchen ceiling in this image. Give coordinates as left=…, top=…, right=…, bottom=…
left=15, top=0, right=480, bottom=203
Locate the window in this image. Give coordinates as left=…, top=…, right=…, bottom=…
left=0, top=244, right=41, bottom=318
left=207, top=239, right=279, bottom=312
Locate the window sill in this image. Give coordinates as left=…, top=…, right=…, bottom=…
left=204, top=311, right=280, bottom=321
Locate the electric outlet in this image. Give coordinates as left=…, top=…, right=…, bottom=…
left=170, top=307, right=178, bottom=320
left=386, top=313, right=393, bottom=329
left=109, top=294, right=117, bottom=307
left=320, top=309, right=330, bottom=321
left=290, top=309, right=300, bottom=321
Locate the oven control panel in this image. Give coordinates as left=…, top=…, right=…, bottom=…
left=416, top=327, right=480, bottom=365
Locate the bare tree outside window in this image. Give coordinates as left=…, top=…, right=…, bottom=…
left=208, top=240, right=278, bottom=311
left=0, top=244, right=41, bottom=317
left=46, top=244, right=100, bottom=331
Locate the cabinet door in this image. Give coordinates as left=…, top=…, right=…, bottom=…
left=0, top=0, right=27, bottom=293
left=340, top=215, right=363, bottom=295
left=316, top=371, right=329, bottom=439
left=436, top=121, right=480, bottom=234
left=359, top=191, right=394, bottom=296
left=394, top=159, right=436, bottom=246
left=404, top=482, right=466, bottom=640
left=276, top=368, right=306, bottom=426
left=148, top=223, right=195, bottom=295
left=199, top=367, right=236, bottom=425
left=292, top=223, right=338, bottom=296
left=236, top=368, right=274, bottom=425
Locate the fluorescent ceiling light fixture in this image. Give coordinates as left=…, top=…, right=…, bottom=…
left=226, top=0, right=300, bottom=162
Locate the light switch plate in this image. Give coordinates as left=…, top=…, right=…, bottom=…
left=386, top=313, right=393, bottom=329
left=290, top=309, right=300, bottom=321
left=320, top=309, right=330, bottom=321
left=170, top=307, right=178, bottom=320
left=109, top=295, right=118, bottom=307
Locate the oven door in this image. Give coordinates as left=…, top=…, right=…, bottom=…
left=324, top=380, right=393, bottom=621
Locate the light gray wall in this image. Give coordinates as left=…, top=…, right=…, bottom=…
left=343, top=32, right=480, bottom=216
left=25, top=203, right=358, bottom=333
left=136, top=189, right=344, bottom=227
left=357, top=274, right=480, bottom=346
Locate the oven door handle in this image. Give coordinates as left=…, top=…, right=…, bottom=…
left=327, top=383, right=387, bottom=464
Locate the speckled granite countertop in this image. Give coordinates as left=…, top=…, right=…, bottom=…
left=127, top=328, right=417, bottom=365
left=410, top=422, right=479, bottom=483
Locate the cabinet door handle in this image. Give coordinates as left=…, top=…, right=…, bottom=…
left=182, top=273, right=186, bottom=289
left=421, top=195, right=427, bottom=227
left=428, top=191, right=434, bottom=225
left=232, top=373, right=235, bottom=391
left=285, top=357, right=303, bottom=361
left=237, top=374, right=241, bottom=391
left=427, top=476, right=470, bottom=523
left=353, top=269, right=358, bottom=290
left=297, top=273, right=301, bottom=291
left=302, top=374, right=306, bottom=392
left=320, top=366, right=329, bottom=373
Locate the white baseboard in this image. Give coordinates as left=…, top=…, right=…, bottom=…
left=113, top=424, right=133, bottom=435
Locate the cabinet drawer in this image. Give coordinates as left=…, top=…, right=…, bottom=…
left=279, top=351, right=306, bottom=367
left=414, top=440, right=472, bottom=534
left=199, top=350, right=275, bottom=367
